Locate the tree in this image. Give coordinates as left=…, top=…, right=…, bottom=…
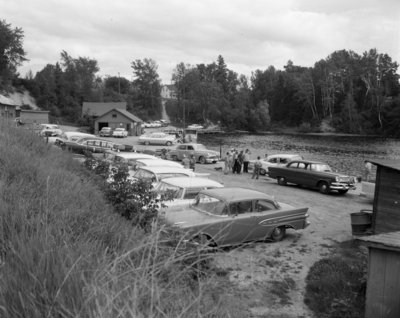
left=0, top=19, right=27, bottom=88
left=131, top=58, right=161, bottom=118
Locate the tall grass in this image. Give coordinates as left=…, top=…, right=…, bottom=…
left=0, top=120, right=238, bottom=317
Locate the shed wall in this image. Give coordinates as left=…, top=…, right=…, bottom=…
left=365, top=247, right=400, bottom=318
left=373, top=167, right=400, bottom=234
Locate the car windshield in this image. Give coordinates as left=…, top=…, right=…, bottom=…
left=154, top=182, right=183, bottom=199
left=195, top=144, right=206, bottom=150
left=311, top=164, right=332, bottom=172
left=192, top=193, right=227, bottom=216
left=115, top=128, right=124, bottom=131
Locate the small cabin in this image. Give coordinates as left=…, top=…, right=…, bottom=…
left=368, top=160, right=400, bottom=234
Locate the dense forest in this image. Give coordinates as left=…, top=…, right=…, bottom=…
left=1, top=19, right=400, bottom=136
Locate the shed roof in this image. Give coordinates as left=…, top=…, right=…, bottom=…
left=357, top=231, right=400, bottom=252
left=82, top=102, right=126, bottom=116
left=96, top=108, right=143, bottom=123
left=0, top=94, right=17, bottom=106
left=367, top=159, right=400, bottom=171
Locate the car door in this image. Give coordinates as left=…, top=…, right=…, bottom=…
left=284, top=161, right=304, bottom=184
left=216, top=200, right=262, bottom=245
left=176, top=145, right=187, bottom=159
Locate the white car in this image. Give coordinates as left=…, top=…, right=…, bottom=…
left=129, top=166, right=200, bottom=187
left=112, top=152, right=158, bottom=169
left=139, top=132, right=178, bottom=146
left=134, top=158, right=185, bottom=170
left=250, top=154, right=303, bottom=175
left=112, top=128, right=128, bottom=138
left=187, top=124, right=204, bottom=130
left=154, top=177, right=224, bottom=212
left=39, top=124, right=62, bottom=137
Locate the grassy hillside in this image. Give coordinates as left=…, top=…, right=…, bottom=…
left=0, top=120, right=240, bottom=317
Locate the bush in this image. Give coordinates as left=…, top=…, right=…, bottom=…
left=304, top=241, right=367, bottom=318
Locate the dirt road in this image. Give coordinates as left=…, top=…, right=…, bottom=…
left=193, top=164, right=372, bottom=317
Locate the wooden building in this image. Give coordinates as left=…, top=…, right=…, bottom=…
left=19, top=109, right=49, bottom=125
left=358, top=231, right=400, bottom=318
left=82, top=101, right=127, bottom=117
left=368, top=159, right=400, bottom=234
left=0, top=94, right=17, bottom=119
left=94, top=108, right=143, bottom=136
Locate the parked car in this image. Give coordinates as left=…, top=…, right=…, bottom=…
left=162, top=187, right=310, bottom=247
left=112, top=152, right=158, bottom=169
left=160, top=119, right=170, bottom=127
left=187, top=124, right=204, bottom=130
left=134, top=158, right=185, bottom=170
left=268, top=159, right=357, bottom=194
left=39, top=124, right=62, bottom=137
left=139, top=132, right=178, bottom=146
left=55, top=132, right=96, bottom=147
left=129, top=166, right=200, bottom=187
left=249, top=154, right=303, bottom=175
left=112, top=128, right=128, bottom=138
left=62, top=137, right=118, bottom=154
left=99, top=127, right=113, bottom=137
left=154, top=177, right=224, bottom=211
left=169, top=143, right=220, bottom=164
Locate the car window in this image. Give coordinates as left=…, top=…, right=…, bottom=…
left=178, top=145, right=186, bottom=150
left=281, top=158, right=289, bottom=164
left=288, top=162, right=298, bottom=168
left=183, top=188, right=203, bottom=199
left=134, top=169, right=154, bottom=181
left=255, top=200, right=277, bottom=212
left=187, top=146, right=194, bottom=150
left=194, top=193, right=227, bottom=216
left=229, top=201, right=253, bottom=215
left=158, top=173, right=189, bottom=180
left=298, top=162, right=306, bottom=169
left=268, top=158, right=278, bottom=164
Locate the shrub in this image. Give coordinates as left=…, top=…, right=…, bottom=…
left=304, top=241, right=367, bottom=318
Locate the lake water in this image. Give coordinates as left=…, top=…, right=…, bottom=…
left=198, top=133, right=400, bottom=179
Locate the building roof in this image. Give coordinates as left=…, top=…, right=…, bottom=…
left=368, top=159, right=400, bottom=171
left=357, top=231, right=400, bottom=252
left=20, top=109, right=50, bottom=114
left=96, top=108, right=143, bottom=123
left=82, top=102, right=126, bottom=116
left=0, top=94, right=17, bottom=106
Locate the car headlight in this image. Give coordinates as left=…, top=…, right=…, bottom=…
left=335, top=176, right=340, bottom=182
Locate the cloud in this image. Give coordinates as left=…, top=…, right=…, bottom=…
left=3, top=0, right=399, bottom=83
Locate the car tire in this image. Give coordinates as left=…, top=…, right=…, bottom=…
left=278, top=177, right=287, bottom=186
left=199, top=156, right=206, bottom=164
left=166, top=141, right=172, bottom=146
left=270, top=227, right=286, bottom=242
left=338, top=189, right=348, bottom=195
left=145, top=141, right=150, bottom=145
left=318, top=181, right=330, bottom=194
left=193, top=234, right=214, bottom=248
left=260, top=168, right=266, bottom=175
left=171, top=155, right=178, bottom=161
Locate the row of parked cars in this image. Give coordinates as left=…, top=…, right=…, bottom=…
left=104, top=151, right=311, bottom=247
left=99, top=127, right=128, bottom=138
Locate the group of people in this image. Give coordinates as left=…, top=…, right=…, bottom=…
left=182, top=154, right=196, bottom=171
left=223, top=148, right=252, bottom=174
left=223, top=148, right=264, bottom=179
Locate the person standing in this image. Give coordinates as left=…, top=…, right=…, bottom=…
left=243, top=149, right=251, bottom=173
left=181, top=154, right=190, bottom=169
left=237, top=150, right=244, bottom=174
left=224, top=152, right=232, bottom=174
left=189, top=154, right=196, bottom=171
left=232, top=150, right=238, bottom=173
left=364, top=160, right=372, bottom=182
left=252, top=156, right=262, bottom=179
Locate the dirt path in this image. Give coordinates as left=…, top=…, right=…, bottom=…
left=194, top=164, right=372, bottom=317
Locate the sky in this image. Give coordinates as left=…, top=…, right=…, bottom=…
left=3, top=0, right=400, bottom=84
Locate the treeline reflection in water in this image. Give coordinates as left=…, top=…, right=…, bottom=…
left=198, top=133, right=400, bottom=178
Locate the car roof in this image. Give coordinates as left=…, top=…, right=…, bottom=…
left=115, top=153, right=157, bottom=159
left=199, top=187, right=274, bottom=202
left=289, top=159, right=326, bottom=165
left=138, top=166, right=194, bottom=174
left=160, top=177, right=223, bottom=188
left=268, top=154, right=302, bottom=159
left=136, top=158, right=181, bottom=165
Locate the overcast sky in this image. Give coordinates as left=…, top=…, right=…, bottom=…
left=3, top=0, right=400, bottom=84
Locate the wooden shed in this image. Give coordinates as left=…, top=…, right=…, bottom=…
left=368, top=160, right=400, bottom=234
left=94, top=108, right=143, bottom=136
left=357, top=231, right=400, bottom=318
left=19, top=109, right=50, bottom=125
